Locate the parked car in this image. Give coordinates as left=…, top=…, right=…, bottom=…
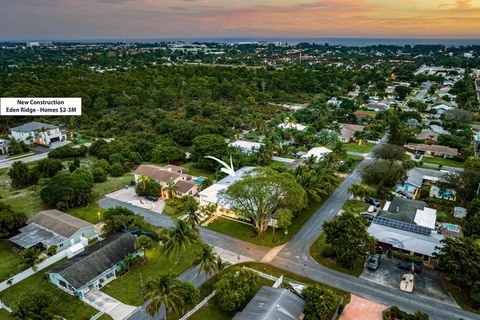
left=398, top=261, right=422, bottom=273
left=146, top=195, right=158, bottom=202
left=415, top=153, right=421, bottom=160
left=367, top=255, right=381, bottom=271
left=362, top=213, right=375, bottom=222
left=364, top=197, right=381, bottom=208
left=367, top=205, right=377, bottom=213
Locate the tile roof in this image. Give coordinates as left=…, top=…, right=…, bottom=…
left=134, top=165, right=182, bottom=183
left=340, top=123, right=365, bottom=140
left=175, top=180, right=198, bottom=194
left=405, top=143, right=458, bottom=156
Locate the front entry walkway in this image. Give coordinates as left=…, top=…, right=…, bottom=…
left=84, top=289, right=137, bottom=320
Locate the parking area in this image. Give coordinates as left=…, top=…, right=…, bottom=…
left=105, top=187, right=165, bottom=213
left=84, top=289, right=136, bottom=320
left=360, top=256, right=458, bottom=307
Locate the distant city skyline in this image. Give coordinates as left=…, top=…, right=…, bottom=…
left=1, top=0, right=479, bottom=40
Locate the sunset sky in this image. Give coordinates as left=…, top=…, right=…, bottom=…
left=1, top=0, right=479, bottom=40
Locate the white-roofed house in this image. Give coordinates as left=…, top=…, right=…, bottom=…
left=229, top=140, right=264, bottom=154
left=278, top=122, right=307, bottom=131
left=302, top=147, right=332, bottom=161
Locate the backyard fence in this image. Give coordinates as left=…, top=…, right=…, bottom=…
left=179, top=290, right=216, bottom=320
left=241, top=266, right=279, bottom=282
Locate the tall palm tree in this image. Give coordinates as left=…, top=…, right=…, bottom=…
left=145, top=274, right=187, bottom=319
left=165, top=180, right=177, bottom=199
left=136, top=175, right=151, bottom=194
left=161, top=219, right=199, bottom=264
left=193, top=245, right=217, bottom=276
left=136, top=235, right=155, bottom=264
left=215, top=256, right=229, bottom=273
left=348, top=184, right=369, bottom=200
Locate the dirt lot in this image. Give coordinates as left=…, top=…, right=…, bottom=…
left=360, top=256, right=458, bottom=307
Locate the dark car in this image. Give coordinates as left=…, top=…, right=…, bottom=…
left=398, top=261, right=422, bottom=273
left=362, top=213, right=375, bottom=222
left=415, top=153, right=422, bottom=160
left=364, top=197, right=381, bottom=208
left=146, top=195, right=158, bottom=202
left=367, top=255, right=381, bottom=271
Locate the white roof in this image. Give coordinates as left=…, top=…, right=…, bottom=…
left=431, top=104, right=453, bottom=111
left=368, top=222, right=444, bottom=257
left=302, top=147, right=332, bottom=161
left=229, top=140, right=263, bottom=150
left=414, top=208, right=437, bottom=229
left=278, top=122, right=307, bottom=131
left=198, top=166, right=255, bottom=208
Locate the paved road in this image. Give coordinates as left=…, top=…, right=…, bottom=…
left=0, top=152, right=48, bottom=169
left=414, top=82, right=433, bottom=101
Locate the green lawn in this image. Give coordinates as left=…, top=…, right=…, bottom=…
left=101, top=243, right=201, bottom=306
left=67, top=203, right=106, bottom=224
left=182, top=162, right=215, bottom=180
left=91, top=173, right=134, bottom=199
left=421, top=157, right=465, bottom=168
left=0, top=240, right=22, bottom=282
left=343, top=142, right=375, bottom=153
left=310, top=233, right=366, bottom=277
left=342, top=200, right=369, bottom=214
left=0, top=263, right=99, bottom=320
left=347, top=155, right=364, bottom=161
left=207, top=201, right=324, bottom=247
left=6, top=151, right=35, bottom=160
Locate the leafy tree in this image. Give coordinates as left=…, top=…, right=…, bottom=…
left=136, top=235, right=156, bottom=264
left=72, top=167, right=94, bottom=186
left=443, top=157, right=480, bottom=204
left=347, top=184, right=370, bottom=200
left=93, top=159, right=111, bottom=173
left=110, top=163, right=124, bottom=177
left=191, top=134, right=229, bottom=170
left=222, top=167, right=306, bottom=234
left=323, top=211, right=376, bottom=269
left=145, top=274, right=193, bottom=318
left=68, top=158, right=81, bottom=173
left=8, top=161, right=37, bottom=189
left=135, top=176, right=161, bottom=197
left=92, top=167, right=107, bottom=182
left=293, top=159, right=339, bottom=203
left=0, top=203, right=27, bottom=238
left=215, top=268, right=259, bottom=312
left=103, top=206, right=152, bottom=233
left=12, top=291, right=56, bottom=320
left=151, top=142, right=186, bottom=164
left=40, top=174, right=93, bottom=209
left=161, top=219, right=200, bottom=264
left=193, top=245, right=218, bottom=276
left=302, top=285, right=337, bottom=320
left=395, top=85, right=412, bottom=100
left=360, top=160, right=405, bottom=197
left=434, top=237, right=480, bottom=293
left=35, top=158, right=63, bottom=178
left=372, top=144, right=405, bottom=161
left=19, top=247, right=41, bottom=269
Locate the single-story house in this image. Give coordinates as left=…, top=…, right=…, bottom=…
left=0, top=139, right=9, bottom=155
left=366, top=102, right=389, bottom=112
left=10, top=121, right=66, bottom=146
left=430, top=104, right=453, bottom=118
left=327, top=97, right=342, bottom=107
left=429, top=125, right=449, bottom=135
left=278, top=122, right=307, bottom=131
left=404, top=143, right=458, bottom=158
left=453, top=207, right=467, bottom=219
left=339, top=123, right=365, bottom=142
left=198, top=166, right=254, bottom=218
left=367, top=197, right=444, bottom=261
left=48, top=233, right=136, bottom=299
left=302, top=147, right=332, bottom=161
left=10, top=210, right=96, bottom=253
left=229, top=140, right=264, bottom=154
left=415, top=131, right=439, bottom=143
left=134, top=164, right=201, bottom=198
left=233, top=286, right=305, bottom=320
left=162, top=164, right=188, bottom=174
left=396, top=167, right=449, bottom=199
left=354, top=111, right=376, bottom=120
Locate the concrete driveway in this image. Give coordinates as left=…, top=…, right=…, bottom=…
left=106, top=188, right=165, bottom=213
left=84, top=289, right=136, bottom=320
left=359, top=257, right=458, bottom=307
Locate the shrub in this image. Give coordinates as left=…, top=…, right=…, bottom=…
left=302, top=285, right=337, bottom=320
left=40, top=174, right=93, bottom=209
left=110, top=163, right=124, bottom=177
left=94, top=159, right=111, bottom=173
left=215, top=268, right=259, bottom=312
left=48, top=145, right=88, bottom=158
left=92, top=167, right=107, bottom=182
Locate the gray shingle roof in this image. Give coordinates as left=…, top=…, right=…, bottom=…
left=49, top=233, right=136, bottom=289
left=10, top=121, right=58, bottom=132
left=28, top=210, right=93, bottom=238
left=379, top=197, right=426, bottom=224
left=405, top=167, right=447, bottom=188
left=233, top=286, right=305, bottom=320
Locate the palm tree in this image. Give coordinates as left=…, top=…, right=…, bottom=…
left=136, top=175, right=151, bottom=195
left=348, top=184, right=369, bottom=200
left=199, top=203, right=217, bottom=220
left=215, top=256, right=229, bottom=273
left=123, top=252, right=135, bottom=272
left=165, top=180, right=177, bottom=199
left=193, top=245, right=217, bottom=276
left=145, top=274, right=187, bottom=319
left=161, top=219, right=200, bottom=264
left=136, top=235, right=155, bottom=264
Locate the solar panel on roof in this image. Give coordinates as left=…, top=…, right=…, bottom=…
left=373, top=216, right=431, bottom=236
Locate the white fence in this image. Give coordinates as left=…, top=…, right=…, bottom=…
left=179, top=290, right=216, bottom=320
left=241, top=266, right=279, bottom=282
left=0, top=250, right=68, bottom=293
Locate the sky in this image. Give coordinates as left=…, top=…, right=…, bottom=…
left=0, top=0, right=479, bottom=40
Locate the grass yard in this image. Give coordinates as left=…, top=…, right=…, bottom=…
left=67, top=203, right=106, bottom=224
left=91, top=173, right=134, bottom=199
left=310, top=233, right=366, bottom=277
left=0, top=263, right=99, bottom=320
left=342, top=200, right=369, bottom=214
left=347, top=154, right=364, bottom=161
left=421, top=157, right=465, bottom=168
left=101, top=243, right=202, bottom=306
left=0, top=171, right=46, bottom=217
left=0, top=240, right=22, bottom=282
left=207, top=200, right=324, bottom=247
left=343, top=142, right=375, bottom=154
left=181, top=162, right=215, bottom=180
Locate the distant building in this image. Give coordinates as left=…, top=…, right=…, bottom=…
left=278, top=121, right=307, bottom=131
left=396, top=167, right=450, bottom=199
left=10, top=210, right=96, bottom=253
left=48, top=233, right=136, bottom=299
left=0, top=139, right=9, bottom=155
left=339, top=123, right=365, bottom=142
left=366, top=102, right=389, bottom=112
left=404, top=143, right=458, bottom=158
left=10, top=121, right=66, bottom=146
left=415, top=131, right=439, bottom=143
left=229, top=140, right=264, bottom=154
left=233, top=286, right=305, bottom=320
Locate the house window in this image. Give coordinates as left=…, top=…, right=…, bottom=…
left=59, top=280, right=67, bottom=288
left=59, top=243, right=63, bottom=247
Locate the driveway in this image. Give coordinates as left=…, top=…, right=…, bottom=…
left=84, top=289, right=136, bottom=320
left=359, top=257, right=458, bottom=307
left=105, top=188, right=165, bottom=213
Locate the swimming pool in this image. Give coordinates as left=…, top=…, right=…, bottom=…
left=430, top=186, right=455, bottom=200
